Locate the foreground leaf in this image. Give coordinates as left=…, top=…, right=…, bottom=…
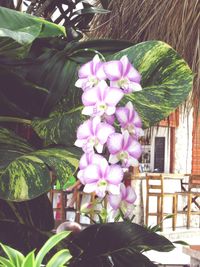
left=0, top=243, right=25, bottom=267
left=0, top=68, right=49, bottom=118
left=46, top=249, right=72, bottom=267
left=69, top=222, right=175, bottom=267
left=0, top=194, right=54, bottom=231
left=35, top=231, right=70, bottom=267
left=0, top=219, right=50, bottom=255
left=22, top=251, right=35, bottom=267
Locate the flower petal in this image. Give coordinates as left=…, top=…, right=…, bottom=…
left=95, top=62, right=107, bottom=80
left=78, top=61, right=93, bottom=78
left=103, top=60, right=122, bottom=81
left=96, top=184, right=107, bottom=198
left=116, top=107, right=129, bottom=127
left=108, top=193, right=121, bottom=210
left=125, top=186, right=137, bottom=203
left=128, top=82, right=142, bottom=92
left=82, top=106, right=95, bottom=116
left=133, top=112, right=142, bottom=128
left=106, top=106, right=116, bottom=116
left=120, top=183, right=127, bottom=199
left=74, top=139, right=86, bottom=148
left=106, top=164, right=124, bottom=185
left=82, top=87, right=99, bottom=106
left=91, top=116, right=101, bottom=134
left=107, top=184, right=120, bottom=195
left=83, top=183, right=97, bottom=193
left=82, top=164, right=100, bottom=183
left=77, top=120, right=92, bottom=139
left=75, top=78, right=86, bottom=89
left=77, top=170, right=85, bottom=184
left=96, top=123, right=115, bottom=144
left=98, top=157, right=109, bottom=174
left=104, top=87, right=124, bottom=106
left=107, top=133, right=123, bottom=154
left=127, top=67, right=141, bottom=83
left=122, top=130, right=130, bottom=149
left=127, top=139, right=142, bottom=158
left=104, top=114, right=115, bottom=125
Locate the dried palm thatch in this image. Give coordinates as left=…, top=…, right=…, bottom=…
left=87, top=0, right=200, bottom=111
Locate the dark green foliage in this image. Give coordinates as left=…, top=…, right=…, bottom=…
left=68, top=222, right=175, bottom=267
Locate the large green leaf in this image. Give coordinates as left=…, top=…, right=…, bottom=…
left=26, top=39, right=133, bottom=115
left=68, top=222, right=175, bottom=267
left=0, top=68, right=49, bottom=118
left=0, top=194, right=54, bottom=231
left=111, top=40, right=193, bottom=128
left=0, top=128, right=81, bottom=201
left=0, top=39, right=133, bottom=118
left=27, top=49, right=80, bottom=115
left=0, top=127, right=34, bottom=169
left=0, top=146, right=81, bottom=201
left=0, top=7, right=66, bottom=59
left=32, top=108, right=85, bottom=146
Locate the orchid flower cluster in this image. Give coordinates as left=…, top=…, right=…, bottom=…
left=74, top=54, right=144, bottom=217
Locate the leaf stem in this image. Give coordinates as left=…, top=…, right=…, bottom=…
left=0, top=117, right=32, bottom=125
left=69, top=48, right=106, bottom=61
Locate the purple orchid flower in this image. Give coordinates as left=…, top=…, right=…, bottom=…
left=74, top=116, right=115, bottom=153
left=103, top=55, right=142, bottom=94
left=82, top=80, right=124, bottom=117
left=77, top=152, right=104, bottom=184
left=116, top=101, right=144, bottom=138
left=82, top=156, right=124, bottom=198
left=108, top=183, right=137, bottom=210
left=107, top=130, right=142, bottom=167
left=75, top=55, right=106, bottom=91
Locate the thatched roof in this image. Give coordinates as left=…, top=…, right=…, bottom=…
left=87, top=0, right=200, bottom=110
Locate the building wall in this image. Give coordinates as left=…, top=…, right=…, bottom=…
left=174, top=106, right=193, bottom=174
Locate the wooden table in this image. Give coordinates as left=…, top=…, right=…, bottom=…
left=131, top=172, right=186, bottom=180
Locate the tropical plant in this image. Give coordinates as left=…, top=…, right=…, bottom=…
left=0, top=0, right=110, bottom=42
left=0, top=3, right=193, bottom=261
left=67, top=221, right=175, bottom=267
left=0, top=231, right=71, bottom=267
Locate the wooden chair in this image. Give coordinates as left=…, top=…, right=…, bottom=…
left=176, top=174, right=200, bottom=229
left=145, top=174, right=177, bottom=231
left=49, top=189, right=76, bottom=224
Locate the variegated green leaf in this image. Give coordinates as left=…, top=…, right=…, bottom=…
left=110, top=40, right=193, bottom=128
left=0, top=127, right=34, bottom=169
left=32, top=108, right=85, bottom=146
left=0, top=7, right=66, bottom=59
left=0, top=147, right=81, bottom=201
